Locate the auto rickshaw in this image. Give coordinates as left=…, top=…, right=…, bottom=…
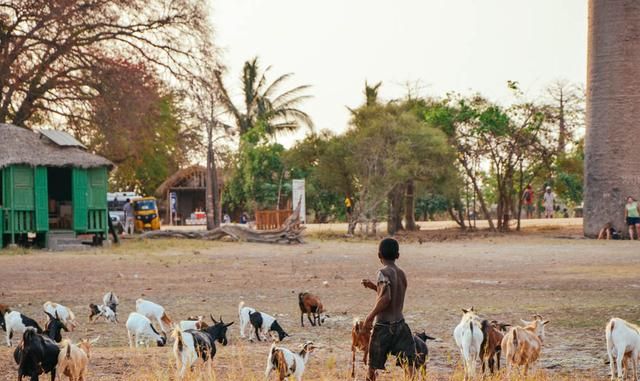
left=132, top=197, right=161, bottom=233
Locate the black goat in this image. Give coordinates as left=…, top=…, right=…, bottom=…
left=43, top=312, right=68, bottom=343
left=14, top=327, right=60, bottom=381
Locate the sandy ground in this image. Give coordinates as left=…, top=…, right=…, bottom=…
left=0, top=227, right=638, bottom=380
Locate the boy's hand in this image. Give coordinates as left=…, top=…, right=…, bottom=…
left=361, top=279, right=376, bottom=290
left=364, top=313, right=375, bottom=330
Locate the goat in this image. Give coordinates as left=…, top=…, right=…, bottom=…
left=4, top=310, right=43, bottom=347
left=265, top=341, right=317, bottom=381
left=14, top=327, right=60, bottom=381
left=413, top=331, right=437, bottom=369
left=135, top=298, right=173, bottom=334
left=238, top=301, right=288, bottom=342
left=0, top=303, right=11, bottom=333
left=172, top=315, right=233, bottom=378
left=453, top=307, right=484, bottom=381
left=125, top=312, right=167, bottom=348
left=298, top=292, right=325, bottom=327
left=178, top=316, right=209, bottom=331
left=479, top=320, right=510, bottom=374
left=43, top=312, right=69, bottom=343
left=103, top=292, right=119, bottom=314
left=57, top=337, right=99, bottom=381
left=350, top=318, right=372, bottom=378
left=501, top=314, right=549, bottom=377
left=606, top=317, right=640, bottom=381
left=88, top=303, right=117, bottom=323
left=43, top=302, right=78, bottom=331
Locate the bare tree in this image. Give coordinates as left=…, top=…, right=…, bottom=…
left=0, top=0, right=210, bottom=128
left=546, top=80, right=585, bottom=153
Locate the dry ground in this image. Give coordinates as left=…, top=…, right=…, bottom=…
left=0, top=228, right=639, bottom=380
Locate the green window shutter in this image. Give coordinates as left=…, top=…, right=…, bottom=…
left=72, top=168, right=88, bottom=231
left=88, top=168, right=107, bottom=209
left=13, top=166, right=34, bottom=209
left=34, top=167, right=49, bottom=232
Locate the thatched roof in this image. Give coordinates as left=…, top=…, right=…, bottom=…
left=0, top=124, right=112, bottom=169
left=155, top=165, right=224, bottom=197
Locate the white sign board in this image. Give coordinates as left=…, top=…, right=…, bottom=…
left=292, top=179, right=306, bottom=223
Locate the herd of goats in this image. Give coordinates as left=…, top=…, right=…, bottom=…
left=1, top=291, right=640, bottom=381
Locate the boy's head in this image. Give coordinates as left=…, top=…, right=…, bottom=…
left=378, top=238, right=399, bottom=261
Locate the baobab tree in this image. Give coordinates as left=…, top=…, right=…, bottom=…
left=584, top=0, right=640, bottom=237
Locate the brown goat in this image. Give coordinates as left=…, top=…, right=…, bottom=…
left=298, top=292, right=324, bottom=327
left=351, top=318, right=372, bottom=379
left=501, top=315, right=549, bottom=377
left=58, top=337, right=99, bottom=381
left=479, top=320, right=510, bottom=374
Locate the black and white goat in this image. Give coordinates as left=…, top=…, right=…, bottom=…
left=238, top=301, right=288, bottom=342
left=265, top=341, right=317, bottom=381
left=103, top=292, right=119, bottom=314
left=14, top=327, right=60, bottom=381
left=4, top=309, right=43, bottom=347
left=125, top=312, right=167, bottom=348
left=89, top=303, right=117, bottom=323
left=172, top=315, right=233, bottom=378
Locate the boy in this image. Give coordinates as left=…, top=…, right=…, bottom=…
left=361, top=238, right=415, bottom=381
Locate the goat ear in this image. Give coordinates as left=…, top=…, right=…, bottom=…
left=89, top=336, right=100, bottom=345
left=461, top=308, right=468, bottom=314
left=520, top=319, right=530, bottom=325
left=225, top=321, right=234, bottom=328
left=543, top=320, right=550, bottom=325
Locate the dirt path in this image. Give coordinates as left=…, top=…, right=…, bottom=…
left=0, top=235, right=637, bottom=380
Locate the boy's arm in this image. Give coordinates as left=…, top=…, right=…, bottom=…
left=361, top=279, right=377, bottom=291
left=364, top=277, right=391, bottom=328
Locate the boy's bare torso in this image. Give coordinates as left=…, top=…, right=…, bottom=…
left=375, top=264, right=407, bottom=323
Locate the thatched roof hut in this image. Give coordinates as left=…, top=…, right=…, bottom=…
left=0, top=124, right=112, bottom=169
left=0, top=124, right=112, bottom=249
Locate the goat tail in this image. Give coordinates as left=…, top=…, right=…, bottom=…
left=172, top=327, right=184, bottom=352
left=161, top=312, right=172, bottom=326
left=510, top=329, right=518, bottom=362
left=65, top=341, right=71, bottom=359
left=238, top=301, right=245, bottom=316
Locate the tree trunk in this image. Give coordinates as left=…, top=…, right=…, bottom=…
left=387, top=185, right=405, bottom=235
left=404, top=180, right=418, bottom=231
left=460, top=159, right=495, bottom=231
left=205, top=128, right=219, bottom=230
left=584, top=0, right=640, bottom=237
left=447, top=204, right=466, bottom=229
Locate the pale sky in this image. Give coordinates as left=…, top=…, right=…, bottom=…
left=211, top=0, right=587, bottom=146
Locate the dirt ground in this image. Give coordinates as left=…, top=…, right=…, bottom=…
left=0, top=229, right=639, bottom=380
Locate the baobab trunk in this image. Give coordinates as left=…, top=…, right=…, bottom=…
left=584, top=0, right=640, bottom=237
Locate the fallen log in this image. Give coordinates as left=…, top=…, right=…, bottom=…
left=137, top=204, right=305, bottom=244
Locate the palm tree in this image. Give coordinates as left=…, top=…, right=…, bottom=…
left=584, top=0, right=640, bottom=237
left=215, top=57, right=313, bottom=137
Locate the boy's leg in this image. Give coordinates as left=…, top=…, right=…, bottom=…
left=367, top=325, right=390, bottom=381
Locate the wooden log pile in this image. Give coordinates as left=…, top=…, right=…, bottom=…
left=137, top=205, right=305, bottom=244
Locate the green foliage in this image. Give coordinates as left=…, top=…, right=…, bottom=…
left=223, top=124, right=287, bottom=213
left=555, top=139, right=584, bottom=205
left=415, top=194, right=448, bottom=220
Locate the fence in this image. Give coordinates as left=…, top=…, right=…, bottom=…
left=255, top=209, right=292, bottom=230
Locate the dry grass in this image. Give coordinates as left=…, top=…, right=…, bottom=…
left=0, top=232, right=636, bottom=380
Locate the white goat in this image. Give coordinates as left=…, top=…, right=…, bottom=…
left=135, top=298, right=172, bottom=334
left=44, top=301, right=78, bottom=331
left=125, top=312, right=167, bottom=348
left=265, top=341, right=317, bottom=381
left=606, top=317, right=640, bottom=381
left=453, top=307, right=484, bottom=381
left=178, top=316, right=208, bottom=331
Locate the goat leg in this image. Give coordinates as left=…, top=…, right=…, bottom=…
left=300, top=313, right=304, bottom=327
left=307, top=314, right=315, bottom=327
left=351, top=347, right=356, bottom=378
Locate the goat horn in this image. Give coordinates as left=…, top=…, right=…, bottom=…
left=210, top=314, right=218, bottom=324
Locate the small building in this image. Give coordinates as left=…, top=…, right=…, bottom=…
left=155, top=165, right=223, bottom=225
left=0, top=124, right=112, bottom=249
